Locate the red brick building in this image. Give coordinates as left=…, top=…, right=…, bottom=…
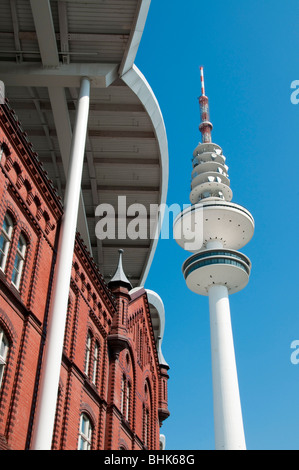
left=0, top=102, right=169, bottom=450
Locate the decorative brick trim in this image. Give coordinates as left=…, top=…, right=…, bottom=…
left=0, top=104, right=63, bottom=219
left=52, top=380, right=65, bottom=450
left=5, top=319, right=31, bottom=440
left=68, top=293, right=80, bottom=363
left=59, top=372, right=73, bottom=450
left=27, top=235, right=42, bottom=312
left=0, top=309, right=18, bottom=429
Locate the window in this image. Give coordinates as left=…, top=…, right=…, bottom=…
left=126, top=382, right=131, bottom=422
left=144, top=407, right=149, bottom=448
left=78, top=413, right=92, bottom=450
left=143, top=381, right=151, bottom=448
left=120, top=376, right=131, bottom=423
left=0, top=328, right=9, bottom=389
left=139, top=329, right=143, bottom=364
left=92, top=342, right=99, bottom=384
left=11, top=233, right=26, bottom=289
left=0, top=142, right=10, bottom=163
left=121, top=375, right=125, bottom=415
left=85, top=333, right=101, bottom=386
left=0, top=214, right=13, bottom=272
left=84, top=332, right=92, bottom=376
left=121, top=300, right=125, bottom=324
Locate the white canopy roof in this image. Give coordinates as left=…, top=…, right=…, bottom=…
left=0, top=0, right=168, bottom=287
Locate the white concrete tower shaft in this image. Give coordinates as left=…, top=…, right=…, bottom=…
left=209, top=284, right=246, bottom=450
left=206, top=239, right=246, bottom=450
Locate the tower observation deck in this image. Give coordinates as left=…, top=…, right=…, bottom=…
left=174, top=68, right=254, bottom=450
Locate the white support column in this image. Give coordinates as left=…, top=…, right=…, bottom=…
left=208, top=284, right=246, bottom=450
left=31, top=77, right=90, bottom=450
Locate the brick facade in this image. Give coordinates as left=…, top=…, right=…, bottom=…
left=0, top=102, right=169, bottom=450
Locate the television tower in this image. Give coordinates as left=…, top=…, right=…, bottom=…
left=173, top=67, right=254, bottom=450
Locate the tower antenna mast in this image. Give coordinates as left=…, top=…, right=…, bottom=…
left=198, top=67, right=213, bottom=144
left=200, top=65, right=205, bottom=96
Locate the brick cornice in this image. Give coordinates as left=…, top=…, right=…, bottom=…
left=0, top=103, right=63, bottom=218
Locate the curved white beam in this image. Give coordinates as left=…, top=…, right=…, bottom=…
left=119, top=0, right=151, bottom=76
left=146, top=289, right=169, bottom=368
left=130, top=287, right=169, bottom=368
left=122, top=65, right=169, bottom=286
left=145, top=289, right=166, bottom=339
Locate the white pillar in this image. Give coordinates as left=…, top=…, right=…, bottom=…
left=208, top=284, right=246, bottom=450
left=31, top=77, right=90, bottom=450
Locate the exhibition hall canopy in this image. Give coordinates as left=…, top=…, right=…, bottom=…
left=0, top=0, right=168, bottom=287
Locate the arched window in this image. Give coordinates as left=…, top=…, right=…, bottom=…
left=139, top=328, right=143, bottom=364
left=92, top=341, right=99, bottom=385
left=0, top=142, right=10, bottom=162
left=84, top=331, right=92, bottom=376
left=143, top=406, right=149, bottom=448
left=121, top=375, right=125, bottom=415
left=85, top=332, right=101, bottom=386
left=126, top=381, right=131, bottom=422
left=78, top=413, right=93, bottom=450
left=121, top=300, right=125, bottom=324
left=0, top=213, right=13, bottom=272
left=120, top=375, right=131, bottom=423
left=0, top=327, right=9, bottom=389
left=12, top=233, right=27, bottom=289
left=143, top=380, right=151, bottom=448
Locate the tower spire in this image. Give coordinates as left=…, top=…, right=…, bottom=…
left=108, top=249, right=132, bottom=290
left=198, top=66, right=213, bottom=144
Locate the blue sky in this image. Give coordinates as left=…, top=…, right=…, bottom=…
left=136, top=0, right=299, bottom=450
